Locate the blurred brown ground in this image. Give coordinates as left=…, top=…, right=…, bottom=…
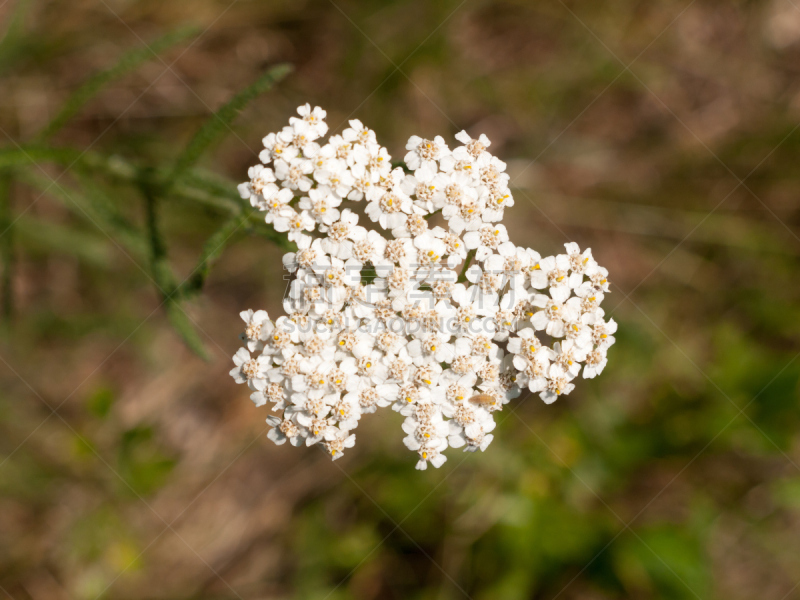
left=1, top=1, right=799, bottom=599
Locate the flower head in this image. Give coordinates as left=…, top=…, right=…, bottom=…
left=230, top=106, right=616, bottom=469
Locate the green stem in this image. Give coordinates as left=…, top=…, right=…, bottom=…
left=457, top=248, right=476, bottom=284
left=141, top=184, right=209, bottom=360
left=141, top=181, right=172, bottom=295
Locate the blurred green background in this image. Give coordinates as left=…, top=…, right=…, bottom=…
left=1, top=0, right=799, bottom=598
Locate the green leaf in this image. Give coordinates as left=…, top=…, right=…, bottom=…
left=0, top=146, right=83, bottom=169
left=164, top=297, right=209, bottom=360
left=180, top=212, right=249, bottom=297
left=36, top=26, right=199, bottom=141
left=167, top=63, right=293, bottom=186
left=19, top=171, right=149, bottom=259
left=21, top=170, right=209, bottom=358
left=613, top=526, right=710, bottom=600
left=117, top=425, right=177, bottom=496
left=86, top=387, right=116, bottom=419
left=1, top=147, right=292, bottom=249
left=14, top=213, right=111, bottom=268
left=772, top=476, right=800, bottom=509
left=0, top=0, right=33, bottom=74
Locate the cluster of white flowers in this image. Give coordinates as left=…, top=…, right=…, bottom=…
left=230, top=105, right=616, bottom=470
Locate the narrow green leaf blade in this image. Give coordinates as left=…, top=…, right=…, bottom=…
left=36, top=26, right=199, bottom=140
left=0, top=0, right=33, bottom=74
left=18, top=171, right=149, bottom=259
left=0, top=146, right=83, bottom=169
left=164, top=298, right=209, bottom=361
left=142, top=190, right=210, bottom=360
left=181, top=212, right=248, bottom=298
left=168, top=63, right=292, bottom=185
left=15, top=214, right=111, bottom=268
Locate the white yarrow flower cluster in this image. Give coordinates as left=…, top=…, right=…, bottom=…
left=231, top=105, right=616, bottom=470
